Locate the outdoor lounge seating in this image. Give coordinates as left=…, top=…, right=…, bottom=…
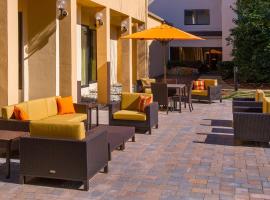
left=233, top=96, right=270, bottom=143
left=0, top=97, right=89, bottom=132
left=20, top=121, right=109, bottom=191
left=232, top=89, right=264, bottom=113
left=136, top=78, right=156, bottom=94
left=109, top=92, right=158, bottom=134
left=191, top=79, right=222, bottom=103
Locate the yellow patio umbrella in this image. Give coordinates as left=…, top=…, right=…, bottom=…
left=122, top=23, right=204, bottom=81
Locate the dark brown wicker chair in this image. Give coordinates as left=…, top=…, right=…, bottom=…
left=232, top=98, right=262, bottom=113
left=233, top=111, right=270, bottom=143
left=20, top=128, right=109, bottom=191
left=108, top=101, right=158, bottom=135
left=173, top=82, right=194, bottom=112
left=151, top=83, right=173, bottom=114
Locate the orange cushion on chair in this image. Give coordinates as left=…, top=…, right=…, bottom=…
left=56, top=96, right=75, bottom=115
left=138, top=95, right=152, bottom=112
left=193, top=80, right=205, bottom=90
left=14, top=106, right=29, bottom=121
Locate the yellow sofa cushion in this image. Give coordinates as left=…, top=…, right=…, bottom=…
left=199, top=79, right=218, bottom=89
left=144, top=88, right=152, bottom=94
left=263, top=97, right=270, bottom=114
left=192, top=90, right=208, bottom=96
left=41, top=113, right=87, bottom=123
left=1, top=97, right=59, bottom=120
left=141, top=78, right=156, bottom=87
left=121, top=92, right=153, bottom=111
left=113, top=110, right=147, bottom=121
left=255, top=89, right=265, bottom=102
left=30, top=121, right=86, bottom=140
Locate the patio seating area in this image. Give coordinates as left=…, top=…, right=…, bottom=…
left=1, top=100, right=270, bottom=199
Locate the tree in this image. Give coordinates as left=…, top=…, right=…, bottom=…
left=228, top=0, right=270, bottom=83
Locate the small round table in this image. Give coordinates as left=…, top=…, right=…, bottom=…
left=0, top=130, right=28, bottom=178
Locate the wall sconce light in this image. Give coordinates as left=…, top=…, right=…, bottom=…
left=138, top=25, right=145, bottom=32
left=57, top=0, right=68, bottom=19
left=95, top=12, right=104, bottom=27
left=121, top=20, right=128, bottom=33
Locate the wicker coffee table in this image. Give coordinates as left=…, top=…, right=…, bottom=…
left=0, top=130, right=28, bottom=178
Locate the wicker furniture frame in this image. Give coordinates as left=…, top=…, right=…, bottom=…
left=192, top=85, right=222, bottom=103
left=109, top=102, right=158, bottom=135
left=173, top=82, right=194, bottom=112
left=232, top=98, right=262, bottom=113
left=151, top=83, right=174, bottom=114
left=0, top=103, right=90, bottom=132
left=20, top=128, right=109, bottom=191
left=233, top=112, right=270, bottom=143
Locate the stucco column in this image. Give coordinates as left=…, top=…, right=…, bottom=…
left=0, top=0, right=19, bottom=107
left=121, top=17, right=133, bottom=93
left=96, top=7, right=110, bottom=104
left=59, top=0, right=77, bottom=102
left=137, top=24, right=148, bottom=79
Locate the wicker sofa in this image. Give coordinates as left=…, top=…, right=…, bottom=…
left=0, top=97, right=89, bottom=132
left=20, top=121, right=108, bottom=191
left=233, top=96, right=270, bottom=143
left=191, top=79, right=222, bottom=103
left=109, top=93, right=158, bottom=134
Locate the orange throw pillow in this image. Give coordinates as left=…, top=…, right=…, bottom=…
left=193, top=80, right=205, bottom=90
left=138, top=96, right=152, bottom=112
left=56, top=96, right=76, bottom=115
left=14, top=106, right=29, bottom=121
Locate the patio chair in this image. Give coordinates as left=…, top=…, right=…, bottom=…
left=151, top=83, right=174, bottom=114
left=173, top=81, right=194, bottom=112
left=109, top=93, right=158, bottom=134
left=20, top=121, right=109, bottom=191
left=191, top=79, right=222, bottom=103
left=233, top=96, right=270, bottom=143
left=136, top=78, right=156, bottom=94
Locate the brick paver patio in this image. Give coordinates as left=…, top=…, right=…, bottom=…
left=0, top=100, right=270, bottom=200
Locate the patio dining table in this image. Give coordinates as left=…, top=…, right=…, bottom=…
left=167, top=83, right=186, bottom=113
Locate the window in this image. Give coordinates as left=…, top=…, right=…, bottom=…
left=81, top=25, right=97, bottom=87
left=184, top=9, right=210, bottom=25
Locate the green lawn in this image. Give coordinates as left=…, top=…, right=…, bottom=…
left=222, top=89, right=270, bottom=99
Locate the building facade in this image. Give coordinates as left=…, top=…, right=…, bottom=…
left=0, top=0, right=149, bottom=109
left=149, top=0, right=236, bottom=73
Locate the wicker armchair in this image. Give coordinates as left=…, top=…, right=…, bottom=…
left=109, top=93, right=158, bottom=134
left=192, top=79, right=222, bottom=103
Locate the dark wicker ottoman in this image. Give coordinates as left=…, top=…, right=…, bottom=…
left=92, top=125, right=135, bottom=160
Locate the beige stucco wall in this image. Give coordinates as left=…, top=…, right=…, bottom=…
left=0, top=0, right=19, bottom=108
left=24, top=0, right=57, bottom=100
left=90, top=0, right=147, bottom=22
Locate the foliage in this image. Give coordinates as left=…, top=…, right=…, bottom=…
left=217, top=61, right=235, bottom=79
left=228, top=0, right=270, bottom=83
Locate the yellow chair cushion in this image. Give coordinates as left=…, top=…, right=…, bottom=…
left=41, top=113, right=87, bottom=123
left=192, top=90, right=208, bottom=96
left=30, top=121, right=86, bottom=140
left=121, top=92, right=153, bottom=111
left=141, top=78, right=156, bottom=87
left=255, top=89, right=265, bottom=102
left=263, top=97, right=270, bottom=114
left=113, top=110, right=147, bottom=121
left=199, top=79, right=218, bottom=89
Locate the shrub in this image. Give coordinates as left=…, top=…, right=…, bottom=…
left=217, top=61, right=235, bottom=79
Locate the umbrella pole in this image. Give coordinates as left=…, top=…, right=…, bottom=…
left=162, top=41, right=168, bottom=83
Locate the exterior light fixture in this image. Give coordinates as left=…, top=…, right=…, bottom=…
left=95, top=12, right=104, bottom=27
left=138, top=24, right=145, bottom=32
left=57, top=0, right=68, bottom=19
left=121, top=20, right=128, bottom=33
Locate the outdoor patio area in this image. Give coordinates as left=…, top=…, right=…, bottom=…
left=0, top=100, right=269, bottom=200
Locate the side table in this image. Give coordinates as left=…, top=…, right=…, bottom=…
left=0, top=130, right=28, bottom=178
